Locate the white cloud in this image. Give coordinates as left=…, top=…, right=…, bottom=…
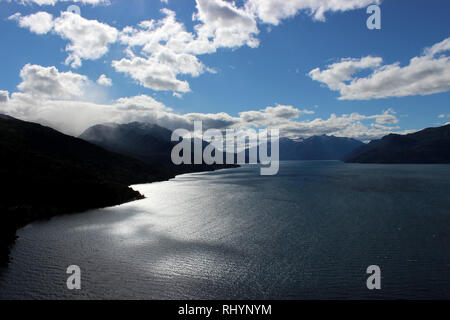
left=309, top=37, right=450, bottom=100
left=0, top=91, right=9, bottom=103
left=97, top=74, right=112, bottom=87
left=425, top=37, right=450, bottom=56
left=194, top=0, right=259, bottom=50
left=309, top=56, right=382, bottom=91
left=239, top=104, right=302, bottom=127
left=17, top=64, right=88, bottom=99
left=374, top=108, right=398, bottom=124
left=114, top=9, right=207, bottom=92
left=438, top=114, right=450, bottom=119
left=246, top=0, right=379, bottom=24
left=10, top=11, right=53, bottom=34
left=12, top=11, right=118, bottom=68
left=53, top=12, right=118, bottom=68
left=114, top=4, right=258, bottom=93
left=112, top=56, right=191, bottom=93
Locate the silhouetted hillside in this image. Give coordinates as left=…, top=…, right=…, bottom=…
left=279, top=135, right=364, bottom=160
left=0, top=116, right=174, bottom=264
left=345, top=124, right=450, bottom=163
left=245, top=135, right=363, bottom=161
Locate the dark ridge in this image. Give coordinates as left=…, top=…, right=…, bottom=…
left=345, top=124, right=450, bottom=164
left=0, top=115, right=174, bottom=265
left=246, top=135, right=364, bottom=161
left=279, top=135, right=365, bottom=160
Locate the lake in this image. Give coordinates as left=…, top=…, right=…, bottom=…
left=1, top=161, right=450, bottom=299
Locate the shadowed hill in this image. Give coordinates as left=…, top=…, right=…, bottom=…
left=0, top=115, right=174, bottom=264
left=279, top=135, right=364, bottom=160
left=345, top=124, right=450, bottom=163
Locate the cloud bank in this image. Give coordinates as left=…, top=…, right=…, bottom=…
left=0, top=64, right=405, bottom=141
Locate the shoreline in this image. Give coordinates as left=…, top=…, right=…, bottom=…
left=0, top=164, right=239, bottom=267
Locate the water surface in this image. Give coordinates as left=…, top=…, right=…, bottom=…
left=1, top=161, right=450, bottom=299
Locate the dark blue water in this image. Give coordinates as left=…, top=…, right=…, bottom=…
left=1, top=161, right=450, bottom=299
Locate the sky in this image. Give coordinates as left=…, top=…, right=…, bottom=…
left=0, top=0, right=449, bottom=141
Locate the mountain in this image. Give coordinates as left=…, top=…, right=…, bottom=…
left=278, top=135, right=365, bottom=160
left=345, top=124, right=450, bottom=163
left=80, top=122, right=174, bottom=164
left=80, top=122, right=238, bottom=173
left=247, top=135, right=363, bottom=161
left=0, top=116, right=174, bottom=264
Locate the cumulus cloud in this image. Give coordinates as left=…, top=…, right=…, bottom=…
left=194, top=0, right=259, bottom=49
left=239, top=104, right=302, bottom=127
left=373, top=108, right=398, bottom=124
left=112, top=56, right=191, bottom=93
left=96, top=74, right=112, bottom=87
left=9, top=11, right=53, bottom=34
left=17, top=64, right=89, bottom=99
left=309, top=56, right=382, bottom=91
left=114, top=4, right=258, bottom=93
left=12, top=11, right=118, bottom=68
left=53, top=12, right=118, bottom=68
left=246, top=0, right=379, bottom=24
left=309, top=37, right=450, bottom=100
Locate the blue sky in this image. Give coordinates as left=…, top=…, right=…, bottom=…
left=0, top=0, right=449, bottom=140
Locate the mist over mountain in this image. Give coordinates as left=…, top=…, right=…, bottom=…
left=80, top=122, right=175, bottom=164
left=345, top=124, right=450, bottom=164
left=80, top=122, right=238, bottom=173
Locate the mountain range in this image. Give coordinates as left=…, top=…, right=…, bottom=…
left=345, top=124, right=450, bottom=163
left=278, top=135, right=364, bottom=160
left=80, top=122, right=365, bottom=163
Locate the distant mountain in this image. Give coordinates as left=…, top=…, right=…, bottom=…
left=345, top=124, right=450, bottom=163
left=80, top=122, right=174, bottom=164
left=0, top=116, right=173, bottom=264
left=278, top=135, right=365, bottom=160
left=80, top=122, right=238, bottom=173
